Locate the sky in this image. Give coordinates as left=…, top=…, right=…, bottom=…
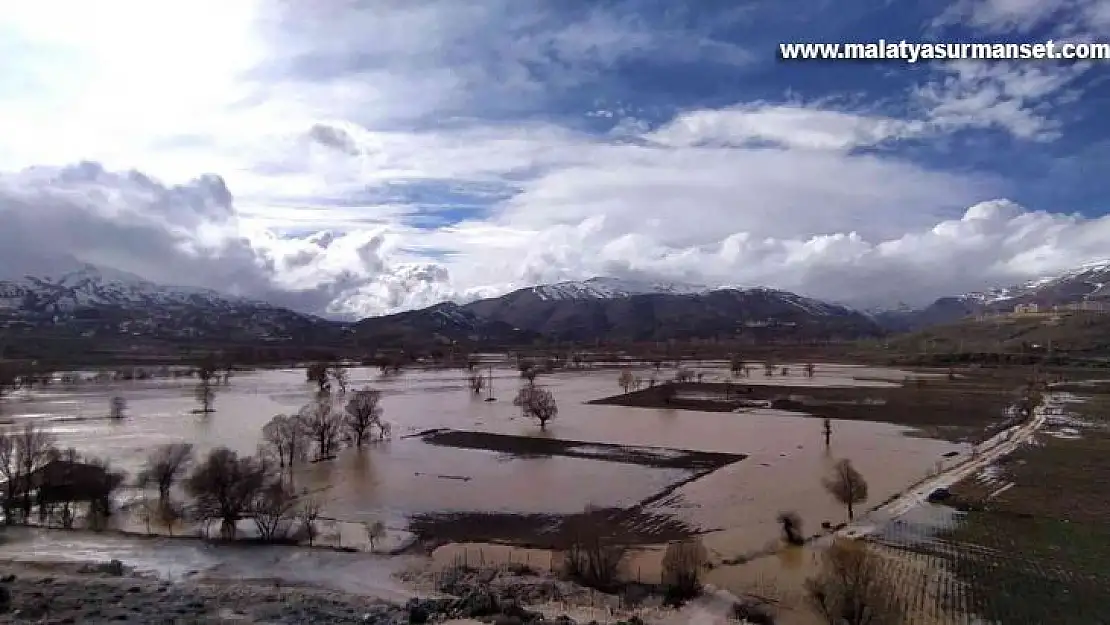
left=0, top=0, right=1108, bottom=319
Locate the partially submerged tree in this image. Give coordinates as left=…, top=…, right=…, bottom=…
left=0, top=423, right=57, bottom=523
left=300, top=397, right=342, bottom=461
left=249, top=481, right=298, bottom=542
left=513, top=385, right=558, bottom=430
left=806, top=539, right=904, bottom=625
left=764, top=362, right=775, bottom=377
left=674, top=369, right=695, bottom=383
left=296, top=498, right=322, bottom=546
left=306, top=362, right=330, bottom=392
left=185, top=447, right=270, bottom=539
left=366, top=519, right=387, bottom=552
left=343, top=388, right=383, bottom=448
left=330, top=365, right=349, bottom=395
left=262, top=413, right=308, bottom=472
left=729, top=355, right=746, bottom=377
left=823, top=418, right=833, bottom=448
left=468, top=371, right=485, bottom=394
left=108, top=396, right=127, bottom=420
left=618, top=370, right=635, bottom=393
left=805, top=363, right=816, bottom=378
left=520, top=364, right=538, bottom=384
left=194, top=379, right=215, bottom=414
left=137, top=443, right=194, bottom=503
left=823, top=459, right=869, bottom=522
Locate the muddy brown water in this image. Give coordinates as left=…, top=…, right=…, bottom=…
left=1, top=362, right=966, bottom=600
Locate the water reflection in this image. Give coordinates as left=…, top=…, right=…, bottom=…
left=1, top=363, right=965, bottom=570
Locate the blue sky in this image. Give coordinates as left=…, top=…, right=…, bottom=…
left=0, top=0, right=1108, bottom=317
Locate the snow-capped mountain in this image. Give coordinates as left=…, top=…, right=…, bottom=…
left=356, top=277, right=881, bottom=343
left=0, top=264, right=244, bottom=312
left=873, top=260, right=1110, bottom=331
left=957, top=259, right=1110, bottom=306
left=531, top=276, right=715, bottom=300
left=0, top=264, right=342, bottom=344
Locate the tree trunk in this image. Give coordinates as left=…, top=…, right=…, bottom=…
left=847, top=502, right=854, bottom=522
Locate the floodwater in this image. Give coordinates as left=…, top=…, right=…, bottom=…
left=0, top=361, right=967, bottom=601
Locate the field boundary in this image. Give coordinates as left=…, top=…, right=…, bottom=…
left=842, top=390, right=1055, bottom=539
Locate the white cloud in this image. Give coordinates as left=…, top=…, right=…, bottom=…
left=0, top=1, right=1106, bottom=319
left=647, top=104, right=927, bottom=151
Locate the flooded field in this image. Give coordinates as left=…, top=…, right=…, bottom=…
left=0, top=361, right=970, bottom=599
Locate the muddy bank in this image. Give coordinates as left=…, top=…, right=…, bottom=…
left=418, top=429, right=745, bottom=470
left=591, top=373, right=1033, bottom=443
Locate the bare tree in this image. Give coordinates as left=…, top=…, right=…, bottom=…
left=618, top=370, right=635, bottom=393
left=300, top=397, right=342, bottom=461
left=520, top=366, right=538, bottom=384
left=330, top=365, right=349, bottom=395
left=194, top=357, right=217, bottom=385
left=250, top=482, right=298, bottom=542
left=296, top=498, right=322, bottom=546
left=262, top=414, right=308, bottom=471
left=513, top=385, right=558, bottom=430
left=468, top=371, right=485, bottom=394
left=157, top=498, right=185, bottom=536
left=562, top=505, right=625, bottom=591
left=823, top=459, right=869, bottom=522
left=674, top=369, right=695, bottom=383
left=108, top=396, right=127, bottom=420
left=777, top=511, right=805, bottom=545
left=805, top=363, right=816, bottom=378
left=137, top=443, right=194, bottom=504
left=366, top=519, right=387, bottom=552
left=730, top=355, right=746, bottom=377
left=823, top=418, right=833, bottom=448
left=343, top=388, right=382, bottom=448
left=194, top=379, right=215, bottom=414
left=662, top=538, right=708, bottom=605
left=185, top=447, right=270, bottom=539
left=306, top=361, right=329, bottom=388
left=2, top=423, right=57, bottom=523
left=764, top=362, right=775, bottom=377
left=806, top=539, right=904, bottom=625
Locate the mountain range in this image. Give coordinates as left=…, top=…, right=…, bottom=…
left=355, top=277, right=881, bottom=347
left=0, top=264, right=344, bottom=346
left=872, top=260, right=1110, bottom=331
left=3, top=262, right=1110, bottom=352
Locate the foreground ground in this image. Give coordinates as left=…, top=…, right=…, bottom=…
left=871, top=377, right=1110, bottom=624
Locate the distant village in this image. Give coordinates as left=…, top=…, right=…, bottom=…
left=975, top=300, right=1110, bottom=321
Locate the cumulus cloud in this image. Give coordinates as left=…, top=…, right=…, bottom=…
left=2, top=161, right=1109, bottom=318
left=0, top=1, right=1106, bottom=319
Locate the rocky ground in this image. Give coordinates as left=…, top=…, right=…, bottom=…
left=0, top=559, right=662, bottom=624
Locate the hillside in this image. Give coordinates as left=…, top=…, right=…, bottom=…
left=886, top=311, right=1110, bottom=356
left=875, top=260, right=1110, bottom=331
